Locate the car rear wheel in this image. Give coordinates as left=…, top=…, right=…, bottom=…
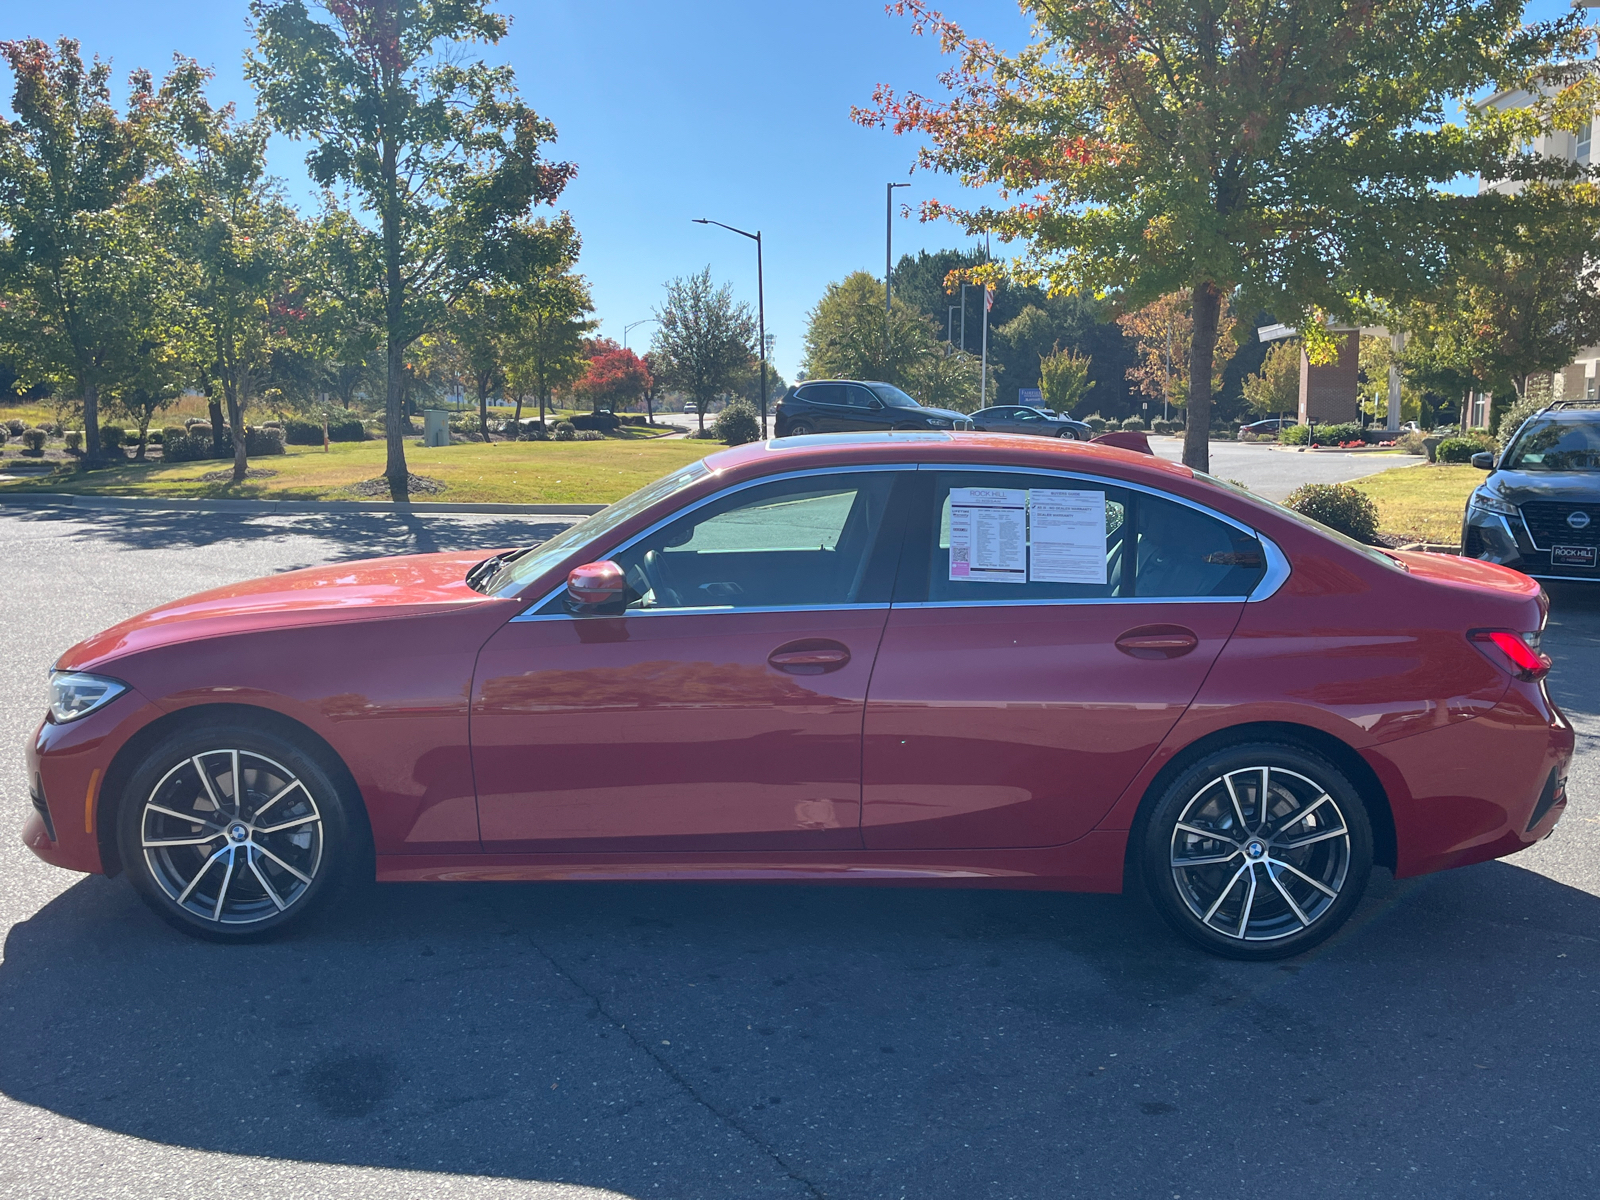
left=1057, top=428, right=1078, bottom=439
left=785, top=420, right=814, bottom=437
left=1138, top=742, right=1372, bottom=960
left=116, top=722, right=360, bottom=942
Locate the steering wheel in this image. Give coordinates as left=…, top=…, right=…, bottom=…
left=640, top=549, right=683, bottom=608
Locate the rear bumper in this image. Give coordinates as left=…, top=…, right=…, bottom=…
left=1365, top=682, right=1572, bottom=878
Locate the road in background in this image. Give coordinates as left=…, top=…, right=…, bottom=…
left=1, top=506, right=1596, bottom=1200
left=1147, top=438, right=1424, bottom=501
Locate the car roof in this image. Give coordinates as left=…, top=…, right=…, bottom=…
left=701, top=430, right=1195, bottom=483
left=1535, top=406, right=1600, bottom=420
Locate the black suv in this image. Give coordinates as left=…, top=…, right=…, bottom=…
left=1461, top=403, right=1600, bottom=582
left=774, top=380, right=974, bottom=436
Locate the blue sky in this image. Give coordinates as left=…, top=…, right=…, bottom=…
left=0, top=1, right=1581, bottom=381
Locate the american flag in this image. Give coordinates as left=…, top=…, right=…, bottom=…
left=984, top=287, right=993, bottom=312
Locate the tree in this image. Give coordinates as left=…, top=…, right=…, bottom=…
left=1038, top=346, right=1093, bottom=414
left=859, top=0, right=1592, bottom=471
left=1398, top=184, right=1600, bottom=402
left=501, top=217, right=593, bottom=426
left=303, top=201, right=381, bottom=410
left=652, top=267, right=755, bottom=432
left=446, top=283, right=510, bottom=441
left=1117, top=293, right=1237, bottom=417
left=574, top=343, right=651, bottom=413
left=915, top=344, right=989, bottom=413
left=1242, top=340, right=1301, bottom=418
left=0, top=38, right=167, bottom=463
left=166, top=80, right=307, bottom=483
left=249, top=0, right=576, bottom=499
left=801, top=270, right=936, bottom=390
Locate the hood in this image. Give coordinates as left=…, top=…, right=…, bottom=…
left=1480, top=468, right=1600, bottom=505
left=60, top=550, right=505, bottom=669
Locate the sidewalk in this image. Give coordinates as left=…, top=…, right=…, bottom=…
left=0, top=492, right=606, bottom=517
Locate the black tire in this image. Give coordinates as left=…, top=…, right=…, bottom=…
left=1137, top=741, right=1373, bottom=960
left=116, top=721, right=361, bottom=942
left=1057, top=428, right=1078, bottom=439
left=785, top=420, right=814, bottom=437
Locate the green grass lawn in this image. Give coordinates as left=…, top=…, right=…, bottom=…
left=1348, top=462, right=1478, bottom=545
left=0, top=436, right=716, bottom=505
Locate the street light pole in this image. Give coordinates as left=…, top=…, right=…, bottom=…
left=886, top=181, right=910, bottom=366
left=623, top=318, right=658, bottom=351
left=694, top=218, right=768, bottom=437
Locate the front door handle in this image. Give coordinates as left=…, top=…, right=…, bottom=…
left=1115, top=625, right=1199, bottom=659
left=768, top=640, right=851, bottom=675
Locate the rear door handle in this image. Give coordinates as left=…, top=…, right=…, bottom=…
left=768, top=641, right=851, bottom=674
left=1115, top=625, right=1199, bottom=659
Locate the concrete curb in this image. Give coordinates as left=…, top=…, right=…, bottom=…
left=0, top=492, right=605, bottom=517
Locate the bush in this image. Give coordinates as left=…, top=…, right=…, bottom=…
left=327, top=416, right=366, bottom=442
left=574, top=429, right=606, bottom=442
left=1434, top=437, right=1480, bottom=464
left=4, top=418, right=23, bottom=436
left=146, top=429, right=163, bottom=445
left=1495, top=393, right=1544, bottom=450
left=1120, top=415, right=1147, bottom=431
left=1396, top=430, right=1428, bottom=455
left=570, top=412, right=620, bottom=432
left=21, top=427, right=46, bottom=454
left=1311, top=421, right=1361, bottom=445
left=64, top=430, right=83, bottom=452
left=552, top=420, right=576, bottom=442
left=284, top=418, right=322, bottom=445
left=186, top=421, right=213, bottom=438
left=1284, top=482, right=1379, bottom=543
left=100, top=425, right=126, bottom=450
left=713, top=398, right=763, bottom=446
left=245, top=425, right=286, bottom=456
left=1278, top=424, right=1311, bottom=445
left=1081, top=414, right=1106, bottom=432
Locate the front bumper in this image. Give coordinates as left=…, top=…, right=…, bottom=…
left=1462, top=503, right=1600, bottom=582
left=21, top=688, right=165, bottom=876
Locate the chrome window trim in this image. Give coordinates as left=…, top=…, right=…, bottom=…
left=920, top=462, right=1290, bottom=605
left=510, top=464, right=914, bottom=622
left=509, top=459, right=1291, bottom=623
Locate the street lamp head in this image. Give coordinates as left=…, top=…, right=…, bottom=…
left=692, top=218, right=708, bottom=224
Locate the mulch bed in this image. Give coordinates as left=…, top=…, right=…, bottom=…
left=198, top=467, right=279, bottom=482
left=347, top=473, right=447, bottom=498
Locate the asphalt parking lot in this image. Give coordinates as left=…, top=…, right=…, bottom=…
left=2, top=501, right=1598, bottom=1200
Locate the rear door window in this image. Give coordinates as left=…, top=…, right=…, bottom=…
left=903, top=471, right=1266, bottom=603
left=797, top=383, right=849, bottom=408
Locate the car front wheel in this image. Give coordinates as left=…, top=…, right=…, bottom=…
left=1138, top=742, right=1373, bottom=960
left=1057, top=428, right=1078, bottom=439
left=116, top=721, right=361, bottom=941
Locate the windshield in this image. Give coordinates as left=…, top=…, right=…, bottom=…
left=867, top=383, right=922, bottom=409
left=485, top=460, right=712, bottom=597
left=1502, top=418, right=1600, bottom=471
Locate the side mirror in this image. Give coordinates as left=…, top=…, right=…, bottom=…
left=1471, top=452, right=1496, bottom=471
left=565, top=560, right=626, bottom=613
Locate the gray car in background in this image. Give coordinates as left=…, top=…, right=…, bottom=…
left=970, top=405, right=1092, bottom=439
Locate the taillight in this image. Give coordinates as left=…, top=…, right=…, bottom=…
left=1469, top=629, right=1551, bottom=682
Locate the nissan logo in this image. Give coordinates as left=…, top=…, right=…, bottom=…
left=1569, top=511, right=1593, bottom=530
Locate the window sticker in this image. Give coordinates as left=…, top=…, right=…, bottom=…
left=949, top=487, right=1027, bottom=583
left=1029, top=489, right=1108, bottom=584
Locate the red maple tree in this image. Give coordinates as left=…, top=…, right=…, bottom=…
left=573, top=344, right=652, bottom=413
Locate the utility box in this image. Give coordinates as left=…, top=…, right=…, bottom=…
left=423, top=410, right=449, bottom=448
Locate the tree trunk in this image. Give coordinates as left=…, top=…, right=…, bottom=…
left=513, top=392, right=524, bottom=423
left=538, top=387, right=546, bottom=428
left=135, top=416, right=149, bottom=461
left=207, top=397, right=227, bottom=457
left=478, top=375, right=493, bottom=444
left=382, top=137, right=410, bottom=503
left=1182, top=281, right=1222, bottom=473
left=644, top=386, right=654, bottom=425
left=82, top=378, right=102, bottom=465
left=227, top=392, right=248, bottom=484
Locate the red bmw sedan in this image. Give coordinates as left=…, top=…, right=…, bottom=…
left=22, top=433, right=1572, bottom=959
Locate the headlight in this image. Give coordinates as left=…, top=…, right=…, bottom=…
left=1469, top=493, right=1519, bottom=518
left=47, top=671, right=128, bottom=724
left=924, top=418, right=952, bottom=429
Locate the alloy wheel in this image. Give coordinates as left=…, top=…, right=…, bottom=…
left=140, top=748, right=324, bottom=926
left=1168, top=766, right=1351, bottom=943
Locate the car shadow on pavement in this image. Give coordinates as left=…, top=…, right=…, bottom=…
left=2, top=506, right=574, bottom=561
left=2, top=862, right=1599, bottom=1199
